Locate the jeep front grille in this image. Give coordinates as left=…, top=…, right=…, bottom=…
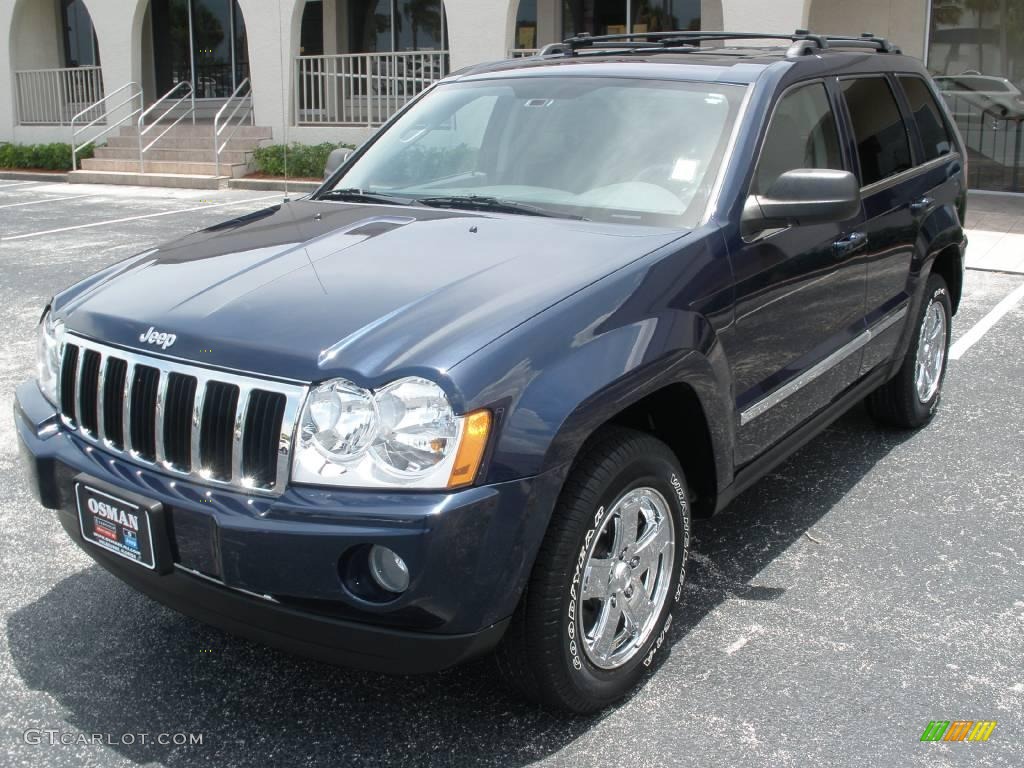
left=58, top=334, right=308, bottom=496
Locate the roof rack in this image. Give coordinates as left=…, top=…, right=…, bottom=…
left=537, top=30, right=900, bottom=59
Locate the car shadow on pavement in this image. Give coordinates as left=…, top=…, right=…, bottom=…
left=7, top=405, right=916, bottom=768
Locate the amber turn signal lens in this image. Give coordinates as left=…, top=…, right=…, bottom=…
left=447, top=410, right=492, bottom=488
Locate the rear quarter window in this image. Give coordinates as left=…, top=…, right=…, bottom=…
left=899, top=76, right=954, bottom=162
left=840, top=77, right=914, bottom=187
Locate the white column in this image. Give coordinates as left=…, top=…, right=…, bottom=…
left=86, top=1, right=149, bottom=128
left=536, top=0, right=559, bottom=48
left=443, top=0, right=518, bottom=70
left=701, top=0, right=724, bottom=30
left=234, top=0, right=303, bottom=143
left=0, top=1, right=18, bottom=139
left=323, top=0, right=339, bottom=55
left=720, top=0, right=810, bottom=33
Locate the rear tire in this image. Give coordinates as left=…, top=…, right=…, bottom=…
left=867, top=273, right=952, bottom=429
left=496, top=427, right=691, bottom=713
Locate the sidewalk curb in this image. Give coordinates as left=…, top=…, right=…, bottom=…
left=0, top=170, right=69, bottom=183
left=228, top=178, right=320, bottom=194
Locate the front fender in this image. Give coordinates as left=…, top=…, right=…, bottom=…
left=452, top=234, right=735, bottom=494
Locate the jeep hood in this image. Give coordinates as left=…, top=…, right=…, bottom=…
left=56, top=199, right=685, bottom=383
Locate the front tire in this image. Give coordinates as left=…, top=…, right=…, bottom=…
left=867, top=273, right=952, bottom=429
left=496, top=427, right=691, bottom=713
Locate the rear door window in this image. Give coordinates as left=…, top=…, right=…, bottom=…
left=840, top=77, right=914, bottom=186
left=898, top=76, right=954, bottom=162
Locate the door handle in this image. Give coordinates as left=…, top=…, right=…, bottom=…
left=910, top=196, right=934, bottom=216
left=833, top=231, right=868, bottom=259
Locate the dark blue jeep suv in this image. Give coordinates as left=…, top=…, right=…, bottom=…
left=15, top=31, right=967, bottom=713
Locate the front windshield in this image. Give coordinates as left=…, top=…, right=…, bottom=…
left=323, top=76, right=747, bottom=227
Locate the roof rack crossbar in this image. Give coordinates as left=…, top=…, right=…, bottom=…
left=560, top=30, right=831, bottom=51
left=542, top=29, right=899, bottom=58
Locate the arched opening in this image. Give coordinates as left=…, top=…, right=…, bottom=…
left=138, top=0, right=250, bottom=103
left=295, top=0, right=450, bottom=126
left=512, top=0, right=702, bottom=54
left=10, top=0, right=103, bottom=124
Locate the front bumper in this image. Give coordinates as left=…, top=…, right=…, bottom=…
left=14, top=380, right=565, bottom=673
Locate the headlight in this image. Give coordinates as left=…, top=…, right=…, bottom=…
left=36, top=309, right=64, bottom=406
left=292, top=376, right=491, bottom=489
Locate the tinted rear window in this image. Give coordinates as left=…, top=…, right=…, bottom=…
left=841, top=77, right=914, bottom=186
left=899, top=77, right=954, bottom=162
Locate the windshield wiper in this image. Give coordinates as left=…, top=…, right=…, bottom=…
left=318, top=188, right=415, bottom=206
left=415, top=195, right=588, bottom=220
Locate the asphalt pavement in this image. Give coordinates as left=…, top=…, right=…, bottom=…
left=0, top=180, right=1021, bottom=767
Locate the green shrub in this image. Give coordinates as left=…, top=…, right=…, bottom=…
left=252, top=142, right=354, bottom=179
left=0, top=142, right=92, bottom=172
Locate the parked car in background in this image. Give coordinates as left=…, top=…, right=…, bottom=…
left=16, top=30, right=967, bottom=713
left=934, top=74, right=1024, bottom=118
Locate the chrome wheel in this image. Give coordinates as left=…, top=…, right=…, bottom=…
left=579, top=487, right=676, bottom=670
left=915, top=299, right=947, bottom=403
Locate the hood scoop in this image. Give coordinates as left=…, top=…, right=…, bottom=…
left=343, top=216, right=416, bottom=237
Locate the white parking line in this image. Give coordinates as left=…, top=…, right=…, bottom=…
left=0, top=194, right=98, bottom=210
left=0, top=180, right=42, bottom=189
left=0, top=194, right=282, bottom=242
left=950, top=281, right=1024, bottom=360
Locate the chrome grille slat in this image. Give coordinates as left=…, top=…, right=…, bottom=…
left=190, top=376, right=208, bottom=474
left=58, top=333, right=308, bottom=497
left=123, top=360, right=136, bottom=454
left=276, top=394, right=303, bottom=491
left=154, top=369, right=169, bottom=466
left=73, top=346, right=86, bottom=432
left=231, top=387, right=251, bottom=483
left=96, top=352, right=108, bottom=442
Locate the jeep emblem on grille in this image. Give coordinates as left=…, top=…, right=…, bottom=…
left=139, top=326, right=177, bottom=350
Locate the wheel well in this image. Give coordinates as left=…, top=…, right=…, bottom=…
left=605, top=383, right=717, bottom=517
left=931, top=244, right=963, bottom=313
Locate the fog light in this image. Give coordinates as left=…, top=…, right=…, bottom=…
left=368, top=545, right=409, bottom=594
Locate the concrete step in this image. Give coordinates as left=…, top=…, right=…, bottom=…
left=117, top=124, right=272, bottom=140
left=105, top=135, right=267, bottom=151
left=80, top=158, right=249, bottom=178
left=68, top=170, right=229, bottom=190
left=93, top=146, right=253, bottom=164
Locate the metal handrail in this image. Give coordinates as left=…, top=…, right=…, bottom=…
left=70, top=81, right=143, bottom=171
left=213, top=77, right=254, bottom=177
left=138, top=81, right=196, bottom=173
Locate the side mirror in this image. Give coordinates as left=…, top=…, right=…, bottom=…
left=324, top=148, right=354, bottom=180
left=742, top=169, right=861, bottom=236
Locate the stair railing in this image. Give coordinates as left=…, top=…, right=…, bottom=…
left=213, top=78, right=254, bottom=177
left=70, top=82, right=143, bottom=171
left=138, top=81, right=196, bottom=173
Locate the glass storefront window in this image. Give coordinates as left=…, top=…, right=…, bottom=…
left=517, top=0, right=538, bottom=49
left=629, top=1, right=700, bottom=33
left=151, top=0, right=248, bottom=99
left=928, top=0, right=1024, bottom=192
left=563, top=0, right=700, bottom=38
left=396, top=0, right=445, bottom=51
left=349, top=0, right=447, bottom=54
left=61, top=0, right=99, bottom=67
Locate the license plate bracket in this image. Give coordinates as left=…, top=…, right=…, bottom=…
left=75, top=477, right=165, bottom=571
